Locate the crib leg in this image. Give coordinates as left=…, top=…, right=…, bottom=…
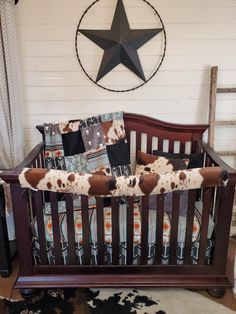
left=20, top=288, right=38, bottom=299
left=207, top=288, right=226, bottom=298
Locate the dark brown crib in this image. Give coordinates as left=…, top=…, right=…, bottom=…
left=1, top=113, right=236, bottom=298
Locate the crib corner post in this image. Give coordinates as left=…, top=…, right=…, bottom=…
left=10, top=184, right=33, bottom=276
left=213, top=183, right=235, bottom=275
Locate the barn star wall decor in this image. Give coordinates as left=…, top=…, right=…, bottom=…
left=75, top=0, right=167, bottom=92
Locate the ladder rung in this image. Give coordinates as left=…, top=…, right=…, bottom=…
left=214, top=120, right=236, bottom=125
left=216, top=151, right=236, bottom=156
left=217, top=87, right=236, bottom=93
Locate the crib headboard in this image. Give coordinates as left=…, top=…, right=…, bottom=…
left=123, top=113, right=208, bottom=155
left=36, top=112, right=208, bottom=156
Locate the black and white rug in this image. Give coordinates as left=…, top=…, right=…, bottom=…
left=1, top=288, right=234, bottom=314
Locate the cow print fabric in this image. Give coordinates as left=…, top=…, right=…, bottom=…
left=135, top=151, right=189, bottom=175
left=19, top=166, right=227, bottom=197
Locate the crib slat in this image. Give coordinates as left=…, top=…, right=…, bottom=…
left=41, top=151, right=45, bottom=168
left=126, top=129, right=130, bottom=148
left=141, top=195, right=149, bottom=265
left=96, top=198, right=105, bottom=265
left=168, top=140, right=174, bottom=153
left=158, top=138, right=163, bottom=151
left=136, top=132, right=141, bottom=152
left=198, top=188, right=212, bottom=265
left=126, top=197, right=134, bottom=265
left=180, top=141, right=185, bottom=153
left=111, top=197, right=120, bottom=265
left=146, top=135, right=152, bottom=154
left=65, top=194, right=76, bottom=265
left=34, top=191, right=48, bottom=265
left=50, top=192, right=63, bottom=265
left=184, top=190, right=196, bottom=265
left=81, top=196, right=90, bottom=265
left=205, top=155, right=213, bottom=167
left=155, top=195, right=164, bottom=264
left=191, top=141, right=197, bottom=153
left=36, top=156, right=41, bottom=168
left=169, top=192, right=180, bottom=265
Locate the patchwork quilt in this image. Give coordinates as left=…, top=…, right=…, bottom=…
left=44, top=112, right=132, bottom=177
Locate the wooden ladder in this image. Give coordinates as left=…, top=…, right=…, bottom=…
left=209, top=66, right=236, bottom=154
left=208, top=65, right=236, bottom=235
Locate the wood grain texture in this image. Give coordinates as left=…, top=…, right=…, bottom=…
left=111, top=197, right=120, bottom=265
left=50, top=192, right=63, bottom=265
left=81, top=196, right=90, bottom=265
left=34, top=191, right=47, bottom=265
left=126, top=197, right=134, bottom=265
left=155, top=195, right=164, bottom=265
left=65, top=194, right=76, bottom=265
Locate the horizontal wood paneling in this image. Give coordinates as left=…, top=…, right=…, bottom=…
left=18, top=24, right=236, bottom=41
left=22, top=70, right=212, bottom=87
left=16, top=0, right=236, bottom=168
left=22, top=99, right=236, bottom=116
left=16, top=6, right=236, bottom=25
left=17, top=0, right=236, bottom=8
left=19, top=40, right=236, bottom=57
left=21, top=71, right=236, bottom=87
left=20, top=56, right=236, bottom=72
left=22, top=85, right=210, bottom=101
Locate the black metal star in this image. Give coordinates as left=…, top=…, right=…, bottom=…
left=79, top=0, right=163, bottom=82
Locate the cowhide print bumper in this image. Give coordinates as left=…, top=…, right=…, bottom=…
left=18, top=167, right=228, bottom=197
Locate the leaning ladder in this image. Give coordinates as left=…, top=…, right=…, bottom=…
left=209, top=65, right=236, bottom=234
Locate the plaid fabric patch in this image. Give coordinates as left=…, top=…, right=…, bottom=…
left=44, top=123, right=66, bottom=170
left=44, top=112, right=132, bottom=177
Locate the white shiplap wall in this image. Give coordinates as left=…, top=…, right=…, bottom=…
left=15, top=0, right=236, bottom=167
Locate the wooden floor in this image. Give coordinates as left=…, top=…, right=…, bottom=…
left=0, top=257, right=235, bottom=311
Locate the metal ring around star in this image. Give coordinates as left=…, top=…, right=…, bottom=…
left=75, top=0, right=167, bottom=92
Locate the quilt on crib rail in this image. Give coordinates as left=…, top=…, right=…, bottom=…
left=44, top=111, right=132, bottom=177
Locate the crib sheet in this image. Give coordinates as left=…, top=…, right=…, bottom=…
left=32, top=201, right=214, bottom=245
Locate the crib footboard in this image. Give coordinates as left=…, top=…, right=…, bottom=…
left=1, top=176, right=235, bottom=289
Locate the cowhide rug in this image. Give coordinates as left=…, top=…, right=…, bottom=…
left=1, top=288, right=235, bottom=314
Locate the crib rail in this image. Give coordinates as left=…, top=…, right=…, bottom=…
left=18, top=186, right=224, bottom=269
left=8, top=182, right=232, bottom=291
left=200, top=141, right=236, bottom=182
left=0, top=143, right=44, bottom=183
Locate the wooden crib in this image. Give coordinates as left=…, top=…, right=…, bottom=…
left=1, top=113, right=236, bottom=298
